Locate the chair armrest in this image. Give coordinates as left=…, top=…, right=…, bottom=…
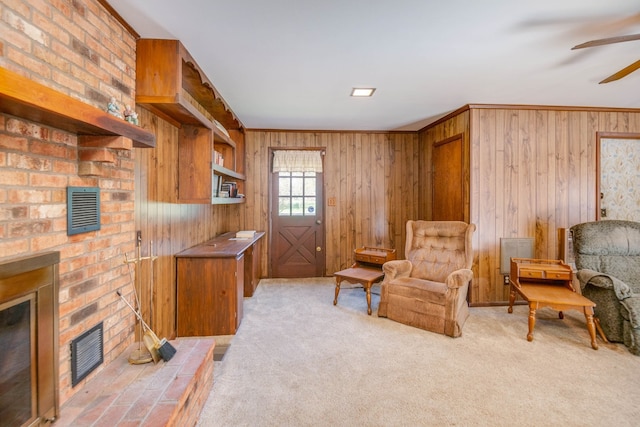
left=445, top=268, right=473, bottom=289
left=620, top=296, right=640, bottom=329
left=577, top=268, right=632, bottom=300
left=382, top=260, right=412, bottom=281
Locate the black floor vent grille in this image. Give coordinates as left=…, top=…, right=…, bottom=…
left=71, top=322, right=103, bottom=387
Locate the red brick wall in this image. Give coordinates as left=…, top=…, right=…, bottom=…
left=0, top=0, right=140, bottom=404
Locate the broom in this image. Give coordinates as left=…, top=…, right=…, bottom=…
left=117, top=290, right=177, bottom=361
left=124, top=252, right=156, bottom=364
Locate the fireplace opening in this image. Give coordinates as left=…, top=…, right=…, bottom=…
left=0, top=252, right=60, bottom=426
left=0, top=296, right=35, bottom=424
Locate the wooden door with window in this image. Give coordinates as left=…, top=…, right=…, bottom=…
left=270, top=152, right=325, bottom=277
left=432, top=135, right=464, bottom=221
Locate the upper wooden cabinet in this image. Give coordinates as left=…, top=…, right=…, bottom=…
left=136, top=39, right=246, bottom=204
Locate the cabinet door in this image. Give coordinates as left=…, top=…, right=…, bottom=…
left=236, top=254, right=244, bottom=329
left=178, top=124, right=212, bottom=203
left=177, top=257, right=239, bottom=336
left=433, top=135, right=464, bottom=221
left=242, top=241, right=262, bottom=297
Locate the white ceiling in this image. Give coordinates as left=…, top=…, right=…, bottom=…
left=107, top=0, right=640, bottom=131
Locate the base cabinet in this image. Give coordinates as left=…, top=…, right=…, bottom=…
left=176, top=255, right=244, bottom=336
left=175, top=231, right=264, bottom=336
left=243, top=238, right=262, bottom=297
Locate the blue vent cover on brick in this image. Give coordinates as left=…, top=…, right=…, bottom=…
left=67, top=187, right=100, bottom=235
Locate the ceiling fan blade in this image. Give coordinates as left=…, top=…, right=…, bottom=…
left=600, top=59, right=640, bottom=83
left=572, top=33, right=640, bottom=49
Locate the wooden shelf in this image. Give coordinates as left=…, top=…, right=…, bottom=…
left=138, top=92, right=237, bottom=149
left=213, top=129, right=235, bottom=147
left=212, top=164, right=245, bottom=180
left=211, top=197, right=245, bottom=205
left=137, top=39, right=245, bottom=205
left=0, top=67, right=155, bottom=148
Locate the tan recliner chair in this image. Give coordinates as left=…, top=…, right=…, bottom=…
left=378, top=221, right=475, bottom=337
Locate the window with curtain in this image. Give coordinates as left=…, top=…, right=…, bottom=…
left=272, top=150, right=323, bottom=216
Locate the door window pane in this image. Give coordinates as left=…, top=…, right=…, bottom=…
left=304, top=197, right=316, bottom=215
left=304, top=177, right=316, bottom=196
left=278, top=197, right=290, bottom=215
left=291, top=197, right=304, bottom=215
left=279, top=175, right=290, bottom=195
left=277, top=172, right=317, bottom=216
left=291, top=177, right=304, bottom=196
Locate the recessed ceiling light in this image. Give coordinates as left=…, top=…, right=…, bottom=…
left=350, top=88, right=376, bottom=97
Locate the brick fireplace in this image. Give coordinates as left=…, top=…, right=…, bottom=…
left=0, top=0, right=149, bottom=408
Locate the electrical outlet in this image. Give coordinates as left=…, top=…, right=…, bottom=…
left=328, top=197, right=336, bottom=206
left=504, top=275, right=510, bottom=285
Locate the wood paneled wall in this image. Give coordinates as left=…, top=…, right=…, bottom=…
left=420, top=105, right=640, bottom=304
left=241, top=131, right=419, bottom=276
left=135, top=103, right=640, bottom=328
left=132, top=117, right=418, bottom=337
left=134, top=107, right=241, bottom=339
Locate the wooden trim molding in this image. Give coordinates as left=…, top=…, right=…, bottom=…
left=99, top=0, right=140, bottom=39
left=434, top=133, right=465, bottom=147
left=248, top=128, right=400, bottom=134
left=420, top=103, right=640, bottom=133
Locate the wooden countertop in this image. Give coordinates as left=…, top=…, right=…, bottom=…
left=175, top=231, right=265, bottom=258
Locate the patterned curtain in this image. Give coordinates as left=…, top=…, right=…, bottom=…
left=272, top=150, right=323, bottom=173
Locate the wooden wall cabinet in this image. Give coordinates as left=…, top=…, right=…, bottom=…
left=178, top=124, right=245, bottom=204
left=136, top=39, right=246, bottom=204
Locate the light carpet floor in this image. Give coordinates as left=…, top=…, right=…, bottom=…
left=198, top=278, right=640, bottom=427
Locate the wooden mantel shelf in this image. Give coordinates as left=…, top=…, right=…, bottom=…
left=0, top=67, right=155, bottom=148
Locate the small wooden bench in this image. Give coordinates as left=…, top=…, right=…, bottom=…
left=333, top=267, right=385, bottom=315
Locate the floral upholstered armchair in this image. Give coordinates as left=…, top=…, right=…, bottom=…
left=571, top=220, right=640, bottom=355
left=378, top=221, right=475, bottom=337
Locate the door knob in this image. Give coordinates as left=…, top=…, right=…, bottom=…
left=316, top=220, right=322, bottom=224
left=316, top=246, right=322, bottom=252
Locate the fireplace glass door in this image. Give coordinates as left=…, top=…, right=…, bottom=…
left=0, top=294, right=36, bottom=426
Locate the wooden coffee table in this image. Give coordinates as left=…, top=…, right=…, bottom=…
left=508, top=282, right=603, bottom=349
left=333, top=267, right=384, bottom=315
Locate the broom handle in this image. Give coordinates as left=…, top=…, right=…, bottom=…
left=124, top=251, right=144, bottom=352
left=136, top=236, right=143, bottom=319
left=149, top=240, right=154, bottom=330
left=116, top=290, right=160, bottom=342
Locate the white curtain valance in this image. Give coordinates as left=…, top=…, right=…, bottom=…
left=272, top=150, right=323, bottom=173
